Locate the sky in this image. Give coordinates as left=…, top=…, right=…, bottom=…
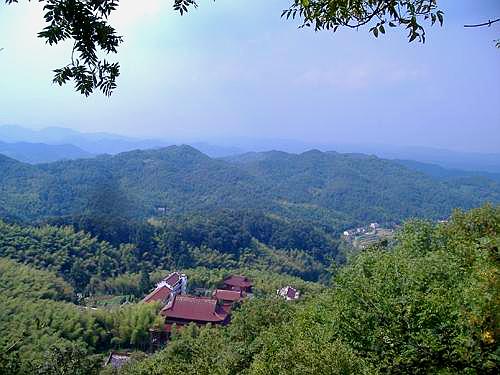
left=0, top=0, right=499, bottom=153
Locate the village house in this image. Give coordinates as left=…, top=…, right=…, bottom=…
left=277, top=286, right=300, bottom=301
left=142, top=272, right=187, bottom=306
left=160, top=295, right=230, bottom=332
left=213, top=289, right=243, bottom=313
left=222, top=275, right=253, bottom=294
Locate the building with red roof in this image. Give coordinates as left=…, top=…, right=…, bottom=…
left=148, top=274, right=252, bottom=348
left=160, top=295, right=229, bottom=331
left=164, top=272, right=181, bottom=286
left=213, top=289, right=243, bottom=303
left=213, top=289, right=243, bottom=313
left=143, top=284, right=173, bottom=304
left=223, top=275, right=253, bottom=294
left=142, top=272, right=188, bottom=306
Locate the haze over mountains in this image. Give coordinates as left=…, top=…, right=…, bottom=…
left=0, top=125, right=170, bottom=156
left=0, top=140, right=92, bottom=164
left=1, top=125, right=499, bottom=175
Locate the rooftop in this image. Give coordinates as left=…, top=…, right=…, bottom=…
left=213, top=289, right=243, bottom=302
left=286, top=287, right=299, bottom=299
left=164, top=272, right=181, bottom=286
left=143, top=285, right=172, bottom=303
left=223, top=275, right=253, bottom=288
left=161, top=295, right=228, bottom=323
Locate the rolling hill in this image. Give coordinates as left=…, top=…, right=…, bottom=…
left=1, top=146, right=499, bottom=230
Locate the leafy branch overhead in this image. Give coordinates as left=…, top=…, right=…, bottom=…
left=6, top=1, right=447, bottom=96
left=284, top=0, right=443, bottom=42
left=6, top=0, right=123, bottom=96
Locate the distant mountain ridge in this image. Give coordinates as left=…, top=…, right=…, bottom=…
left=393, top=159, right=500, bottom=183
left=0, top=140, right=92, bottom=164
left=214, top=137, right=500, bottom=173
left=2, top=125, right=499, bottom=173
left=0, top=125, right=170, bottom=155
left=0, top=146, right=498, bottom=229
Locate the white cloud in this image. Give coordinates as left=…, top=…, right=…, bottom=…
left=110, top=0, right=164, bottom=31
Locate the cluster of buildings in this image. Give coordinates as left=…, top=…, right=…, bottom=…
left=342, top=222, right=381, bottom=238
left=342, top=222, right=395, bottom=250
left=143, top=272, right=254, bottom=348
left=105, top=273, right=301, bottom=369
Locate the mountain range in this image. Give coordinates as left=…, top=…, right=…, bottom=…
left=0, top=125, right=170, bottom=156
left=0, top=140, right=92, bottom=164
left=1, top=145, right=498, bottom=229
left=2, top=125, right=500, bottom=174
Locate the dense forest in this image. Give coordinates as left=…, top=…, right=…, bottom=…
left=0, top=209, right=335, bottom=290
left=1, top=146, right=499, bottom=374
left=0, top=206, right=497, bottom=374
left=1, top=146, right=498, bottom=228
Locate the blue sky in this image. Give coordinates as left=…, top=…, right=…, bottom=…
left=0, top=0, right=499, bottom=152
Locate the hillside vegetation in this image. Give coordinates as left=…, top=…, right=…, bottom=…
left=1, top=145, right=499, bottom=374
left=1, top=146, right=498, bottom=228
left=123, top=205, right=499, bottom=375
left=0, top=206, right=497, bottom=374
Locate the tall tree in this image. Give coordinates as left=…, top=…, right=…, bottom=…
left=139, top=268, right=152, bottom=295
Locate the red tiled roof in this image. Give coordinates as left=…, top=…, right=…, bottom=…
left=164, top=272, right=180, bottom=286
left=223, top=275, right=253, bottom=288
left=161, top=296, right=228, bottom=322
left=143, top=285, right=172, bottom=303
left=213, top=289, right=242, bottom=302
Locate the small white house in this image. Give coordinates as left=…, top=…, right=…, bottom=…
left=277, top=286, right=300, bottom=301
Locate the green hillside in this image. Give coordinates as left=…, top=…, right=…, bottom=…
left=120, top=206, right=500, bottom=374
left=1, top=146, right=498, bottom=229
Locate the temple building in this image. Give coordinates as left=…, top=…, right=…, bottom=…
left=143, top=272, right=187, bottom=306
left=160, top=295, right=230, bottom=332
left=222, top=275, right=253, bottom=294
left=147, top=273, right=252, bottom=349
left=213, top=289, right=243, bottom=313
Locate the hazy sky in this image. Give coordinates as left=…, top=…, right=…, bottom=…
left=0, top=0, right=499, bottom=152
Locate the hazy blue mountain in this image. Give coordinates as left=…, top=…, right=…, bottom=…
left=3, top=126, right=499, bottom=173
left=0, top=125, right=131, bottom=143
left=394, top=159, right=500, bottom=182
left=213, top=137, right=500, bottom=173
left=0, top=140, right=92, bottom=164
left=190, top=142, right=245, bottom=158
left=354, top=144, right=500, bottom=174
left=0, top=125, right=170, bottom=155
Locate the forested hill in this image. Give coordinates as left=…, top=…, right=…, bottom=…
left=0, top=146, right=499, bottom=227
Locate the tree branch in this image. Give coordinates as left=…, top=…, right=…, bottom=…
left=464, top=18, right=500, bottom=28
